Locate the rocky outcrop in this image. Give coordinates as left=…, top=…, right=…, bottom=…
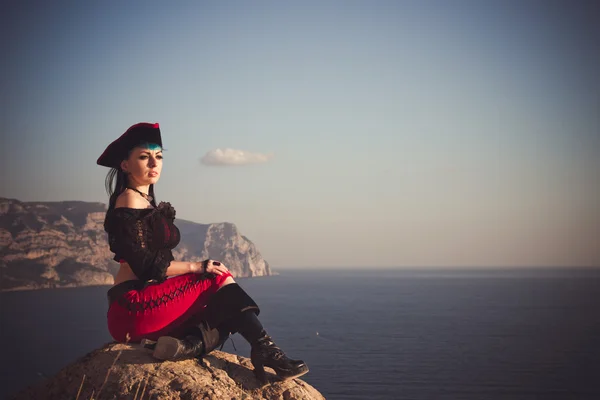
left=0, top=198, right=114, bottom=291
left=175, top=220, right=271, bottom=278
left=0, top=198, right=271, bottom=291
left=11, top=342, right=324, bottom=400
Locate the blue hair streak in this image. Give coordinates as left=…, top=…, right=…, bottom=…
left=128, top=142, right=164, bottom=156
left=138, top=142, right=162, bottom=151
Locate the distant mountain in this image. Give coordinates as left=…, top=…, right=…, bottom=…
left=0, top=198, right=271, bottom=291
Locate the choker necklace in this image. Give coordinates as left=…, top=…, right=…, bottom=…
left=127, top=187, right=153, bottom=202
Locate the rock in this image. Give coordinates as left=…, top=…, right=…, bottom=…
left=11, top=343, right=324, bottom=400
left=175, top=221, right=271, bottom=278
left=0, top=197, right=272, bottom=291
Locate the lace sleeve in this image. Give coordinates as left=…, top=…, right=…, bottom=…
left=109, top=217, right=174, bottom=282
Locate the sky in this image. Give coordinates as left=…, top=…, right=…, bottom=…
left=1, top=1, right=599, bottom=268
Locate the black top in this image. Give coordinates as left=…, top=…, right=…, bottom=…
left=103, top=201, right=181, bottom=282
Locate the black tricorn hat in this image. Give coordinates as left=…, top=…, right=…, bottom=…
left=97, top=122, right=163, bottom=168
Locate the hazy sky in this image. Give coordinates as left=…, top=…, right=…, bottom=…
left=1, top=1, right=599, bottom=268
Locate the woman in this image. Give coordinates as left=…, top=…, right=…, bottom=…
left=97, top=122, right=308, bottom=383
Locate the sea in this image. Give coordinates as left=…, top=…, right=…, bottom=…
left=1, top=268, right=599, bottom=400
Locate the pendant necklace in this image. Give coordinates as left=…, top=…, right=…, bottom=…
left=127, top=187, right=153, bottom=202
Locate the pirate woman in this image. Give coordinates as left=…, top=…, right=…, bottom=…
left=98, top=122, right=308, bottom=382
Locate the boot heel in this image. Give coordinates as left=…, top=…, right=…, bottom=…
left=252, top=360, right=267, bottom=383
left=151, top=335, right=205, bottom=361
left=153, top=336, right=182, bottom=360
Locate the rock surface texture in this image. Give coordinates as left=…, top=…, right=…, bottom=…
left=12, top=342, right=324, bottom=400
left=0, top=198, right=271, bottom=291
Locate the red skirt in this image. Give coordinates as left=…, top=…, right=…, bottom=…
left=107, top=272, right=233, bottom=343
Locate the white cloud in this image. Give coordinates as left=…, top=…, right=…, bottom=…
left=200, top=148, right=274, bottom=166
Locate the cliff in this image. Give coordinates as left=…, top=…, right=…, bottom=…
left=0, top=197, right=271, bottom=291
left=11, top=342, right=324, bottom=400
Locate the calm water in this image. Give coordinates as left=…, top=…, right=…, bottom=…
left=1, top=268, right=599, bottom=399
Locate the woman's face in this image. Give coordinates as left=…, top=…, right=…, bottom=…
left=120, top=145, right=163, bottom=186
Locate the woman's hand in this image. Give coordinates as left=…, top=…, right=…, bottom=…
left=197, top=259, right=229, bottom=276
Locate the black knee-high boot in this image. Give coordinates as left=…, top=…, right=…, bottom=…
left=201, top=283, right=309, bottom=381
left=208, top=284, right=309, bottom=382
left=231, top=311, right=309, bottom=383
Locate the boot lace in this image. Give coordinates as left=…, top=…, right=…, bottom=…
left=219, top=336, right=237, bottom=352
left=258, top=336, right=286, bottom=360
